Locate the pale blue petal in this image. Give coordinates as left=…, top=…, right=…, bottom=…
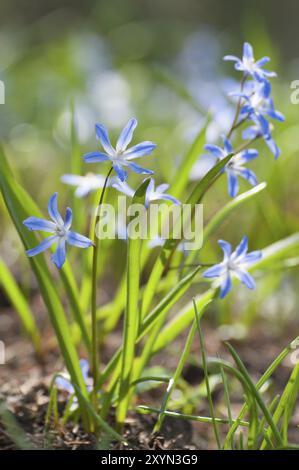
left=218, top=240, right=232, bottom=258
left=227, top=172, right=239, bottom=197
left=256, top=57, right=270, bottom=66
left=55, top=376, right=74, bottom=394
left=84, top=151, right=111, bottom=163
left=123, top=141, right=156, bottom=160
left=235, top=235, right=248, bottom=257
left=239, top=149, right=258, bottom=163
left=243, top=42, right=253, bottom=61
left=116, top=118, right=137, bottom=152
left=79, top=359, right=90, bottom=383
left=26, top=235, right=58, bottom=257
left=223, top=55, right=239, bottom=62
left=243, top=251, right=262, bottom=264
left=67, top=231, right=93, bottom=248
left=204, top=144, right=224, bottom=159
left=51, top=238, right=66, bottom=269
left=23, top=217, right=56, bottom=233
left=235, top=269, right=256, bottom=290
left=64, top=207, right=72, bottom=230
left=238, top=168, right=257, bottom=186
left=126, top=161, right=154, bottom=176
left=113, top=163, right=128, bottom=182
left=220, top=275, right=232, bottom=299
left=156, top=183, right=169, bottom=193
left=223, top=136, right=233, bottom=154
left=48, top=193, right=64, bottom=225
left=95, top=124, right=114, bottom=155
left=155, top=194, right=180, bottom=205
left=203, top=263, right=223, bottom=278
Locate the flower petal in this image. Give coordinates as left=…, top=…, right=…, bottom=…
left=219, top=275, right=232, bottom=299
left=152, top=194, right=180, bottom=205
left=235, top=235, right=248, bottom=257
left=235, top=269, right=256, bottom=290
left=126, top=161, right=154, bottom=176
left=55, top=376, right=74, bottom=394
left=238, top=168, right=258, bottom=186
left=123, top=141, right=156, bottom=160
left=243, top=42, right=254, bottom=61
left=83, top=151, right=111, bottom=163
left=109, top=177, right=135, bottom=197
left=243, top=250, right=262, bottom=264
left=204, top=144, right=224, bottom=159
left=203, top=263, right=223, bottom=278
left=26, top=235, right=58, bottom=257
left=79, top=359, right=90, bottom=383
left=227, top=172, right=239, bottom=197
left=218, top=240, right=232, bottom=258
left=48, top=193, right=64, bottom=225
left=51, top=238, right=66, bottom=269
left=223, top=55, right=239, bottom=62
left=23, top=217, right=56, bottom=233
left=67, top=231, right=93, bottom=248
left=155, top=183, right=169, bottom=193
left=113, top=163, right=128, bottom=182
left=64, top=207, right=72, bottom=230
left=116, top=118, right=138, bottom=152
left=95, top=124, right=114, bottom=155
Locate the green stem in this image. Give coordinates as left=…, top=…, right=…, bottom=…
left=91, top=166, right=113, bottom=405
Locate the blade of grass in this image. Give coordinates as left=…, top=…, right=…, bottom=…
left=194, top=299, right=221, bottom=449
left=0, top=257, right=41, bottom=355
left=116, top=179, right=150, bottom=432
left=225, top=342, right=283, bottom=448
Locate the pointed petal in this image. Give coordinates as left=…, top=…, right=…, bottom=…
left=64, top=207, right=72, bottom=230
left=243, top=42, right=254, bottom=61
left=227, top=172, right=239, bottom=197
left=83, top=151, right=111, bottom=163
left=204, top=144, right=224, bottom=159
left=220, top=275, right=232, bottom=298
left=51, top=238, right=66, bottom=269
left=113, top=163, right=128, bottom=182
left=23, top=217, right=56, bottom=233
left=95, top=124, right=114, bottom=155
left=26, top=235, right=58, bottom=257
left=256, top=56, right=270, bottom=66
left=243, top=250, right=262, bottom=264
left=223, top=55, right=239, bottom=62
left=79, top=359, right=90, bottom=382
left=203, top=263, right=223, bottom=278
left=155, top=183, right=169, bottom=193
left=126, top=161, right=154, bottom=176
left=116, top=118, right=138, bottom=152
left=109, top=177, right=135, bottom=197
left=235, top=235, right=248, bottom=257
left=55, top=376, right=74, bottom=394
left=153, top=194, right=180, bottom=205
left=238, top=168, right=258, bottom=186
left=61, top=174, right=86, bottom=186
left=67, top=231, right=93, bottom=248
left=239, top=149, right=259, bottom=163
left=218, top=240, right=232, bottom=258
left=48, top=193, right=64, bottom=225
left=123, top=141, right=156, bottom=160
left=223, top=136, right=233, bottom=154
left=235, top=269, right=256, bottom=290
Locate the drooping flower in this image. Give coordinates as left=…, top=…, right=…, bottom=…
left=83, top=118, right=156, bottom=182
left=224, top=42, right=276, bottom=80
left=203, top=236, right=262, bottom=298
left=110, top=177, right=180, bottom=208
left=23, top=192, right=93, bottom=268
left=61, top=173, right=106, bottom=198
left=204, top=136, right=258, bottom=197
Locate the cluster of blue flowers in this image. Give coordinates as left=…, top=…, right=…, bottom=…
left=205, top=42, right=284, bottom=198
left=23, top=43, right=283, bottom=299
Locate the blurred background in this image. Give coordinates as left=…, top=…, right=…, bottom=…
left=1, top=0, right=299, bottom=340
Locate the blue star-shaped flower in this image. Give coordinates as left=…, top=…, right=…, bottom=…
left=110, top=177, right=180, bottom=208
left=203, top=236, right=262, bottom=298
left=83, top=118, right=156, bottom=181
left=204, top=136, right=258, bottom=197
left=224, top=42, right=276, bottom=80
left=23, top=192, right=93, bottom=268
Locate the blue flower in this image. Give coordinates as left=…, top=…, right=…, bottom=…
left=204, top=137, right=258, bottom=197
left=55, top=359, right=92, bottom=410
left=203, top=236, right=262, bottom=298
left=23, top=192, right=93, bottom=268
left=83, top=118, right=156, bottom=181
left=224, top=42, right=276, bottom=80
left=110, top=177, right=180, bottom=208
left=61, top=173, right=106, bottom=198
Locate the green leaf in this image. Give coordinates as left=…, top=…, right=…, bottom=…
left=116, top=178, right=151, bottom=431
left=0, top=256, right=41, bottom=354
